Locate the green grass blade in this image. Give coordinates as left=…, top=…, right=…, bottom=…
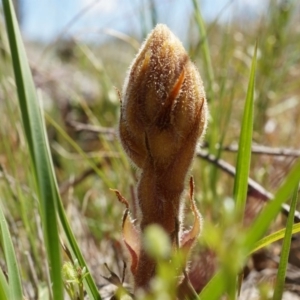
left=191, top=0, right=214, bottom=101
left=273, top=183, right=299, bottom=300
left=233, top=44, right=257, bottom=218
left=43, top=117, right=101, bottom=299
left=245, top=159, right=300, bottom=250
left=2, top=0, right=63, bottom=298
left=0, top=202, right=22, bottom=300
left=0, top=267, right=9, bottom=300
left=198, top=271, right=225, bottom=299
left=251, top=223, right=300, bottom=254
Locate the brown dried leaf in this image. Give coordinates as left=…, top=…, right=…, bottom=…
left=122, top=210, right=140, bottom=275
left=180, top=178, right=202, bottom=253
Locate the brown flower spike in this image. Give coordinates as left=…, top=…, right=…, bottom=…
left=118, top=24, right=207, bottom=290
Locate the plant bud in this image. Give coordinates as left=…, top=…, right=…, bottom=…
left=120, top=24, right=207, bottom=170
left=118, top=23, right=208, bottom=290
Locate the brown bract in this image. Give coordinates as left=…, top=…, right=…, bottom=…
left=118, top=23, right=208, bottom=291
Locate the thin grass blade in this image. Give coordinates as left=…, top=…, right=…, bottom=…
left=0, top=267, right=9, bottom=300
left=251, top=223, right=300, bottom=254
left=198, top=271, right=225, bottom=300
left=273, top=183, right=299, bottom=300
left=233, top=44, right=257, bottom=218
left=0, top=202, right=22, bottom=300
left=191, top=0, right=214, bottom=101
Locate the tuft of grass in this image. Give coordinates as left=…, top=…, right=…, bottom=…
left=2, top=0, right=101, bottom=298
left=200, top=160, right=300, bottom=299
left=199, top=43, right=257, bottom=300
left=2, top=0, right=64, bottom=297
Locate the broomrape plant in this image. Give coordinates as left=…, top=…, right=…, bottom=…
left=115, top=24, right=208, bottom=292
